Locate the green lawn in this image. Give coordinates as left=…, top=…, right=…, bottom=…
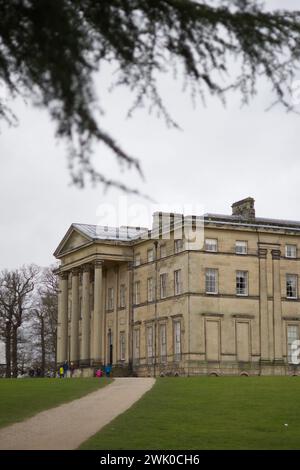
left=80, top=376, right=300, bottom=450
left=0, top=377, right=111, bottom=429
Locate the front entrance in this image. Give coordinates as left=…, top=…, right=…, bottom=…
left=107, top=329, right=113, bottom=365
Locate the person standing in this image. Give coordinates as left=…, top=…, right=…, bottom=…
left=59, top=366, right=64, bottom=378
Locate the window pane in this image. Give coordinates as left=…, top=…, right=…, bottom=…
left=133, top=329, right=140, bottom=365
left=147, top=249, right=154, bottom=262
left=286, top=274, right=297, bottom=298
left=174, top=321, right=181, bottom=361
left=160, top=324, right=167, bottom=363
left=287, top=325, right=299, bottom=363
left=174, top=270, right=182, bottom=295
left=205, top=238, right=217, bottom=252
left=236, top=271, right=248, bottom=296
left=236, top=241, right=247, bottom=254
left=174, top=239, right=183, bottom=253
left=286, top=245, right=297, bottom=258
left=206, top=268, right=218, bottom=294
left=147, top=326, right=153, bottom=364
left=147, top=278, right=153, bottom=302
left=160, top=245, right=167, bottom=258
left=160, top=273, right=167, bottom=298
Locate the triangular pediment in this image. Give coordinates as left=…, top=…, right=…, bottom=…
left=54, top=225, right=93, bottom=258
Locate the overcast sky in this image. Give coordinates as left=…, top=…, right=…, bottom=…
left=1, top=0, right=300, bottom=270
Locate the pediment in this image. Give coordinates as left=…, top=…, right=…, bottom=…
left=54, top=225, right=92, bottom=258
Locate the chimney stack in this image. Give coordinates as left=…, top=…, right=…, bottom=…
left=231, top=197, right=255, bottom=220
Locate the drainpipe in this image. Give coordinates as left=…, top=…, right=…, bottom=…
left=154, top=240, right=159, bottom=377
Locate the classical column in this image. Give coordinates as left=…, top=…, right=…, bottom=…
left=58, top=272, right=69, bottom=364
left=127, top=262, right=134, bottom=366
left=81, top=264, right=91, bottom=366
left=113, top=266, right=119, bottom=364
left=70, top=268, right=80, bottom=364
left=259, top=248, right=269, bottom=362
left=272, top=249, right=283, bottom=362
left=93, top=260, right=103, bottom=365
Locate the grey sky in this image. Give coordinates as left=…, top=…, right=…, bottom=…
left=0, top=0, right=299, bottom=269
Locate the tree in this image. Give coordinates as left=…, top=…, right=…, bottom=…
left=0, top=1, right=300, bottom=191
left=30, top=267, right=58, bottom=376
left=0, top=265, right=39, bottom=377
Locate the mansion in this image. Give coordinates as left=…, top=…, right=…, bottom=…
left=55, top=198, right=300, bottom=376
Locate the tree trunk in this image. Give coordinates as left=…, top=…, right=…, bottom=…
left=11, top=326, right=18, bottom=378
left=41, top=318, right=45, bottom=377
left=5, top=322, right=11, bottom=378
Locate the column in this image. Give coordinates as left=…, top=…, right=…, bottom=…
left=259, top=248, right=269, bottom=362
left=93, top=260, right=103, bottom=365
left=127, top=262, right=134, bottom=366
left=70, top=268, right=80, bottom=364
left=81, top=264, right=91, bottom=366
left=58, top=272, right=69, bottom=364
left=272, top=249, right=283, bottom=362
left=113, top=266, right=119, bottom=364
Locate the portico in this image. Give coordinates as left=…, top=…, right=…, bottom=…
left=55, top=224, right=134, bottom=370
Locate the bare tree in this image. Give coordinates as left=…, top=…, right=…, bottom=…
left=30, top=266, right=58, bottom=376
left=0, top=265, right=39, bottom=377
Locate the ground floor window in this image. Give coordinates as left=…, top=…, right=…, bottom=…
left=287, top=324, right=299, bottom=363
left=147, top=325, right=154, bottom=364
left=174, top=321, right=181, bottom=362
left=160, top=323, right=167, bottom=363
left=119, top=331, right=126, bottom=361
left=133, top=328, right=140, bottom=365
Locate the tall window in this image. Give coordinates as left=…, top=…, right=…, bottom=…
left=236, top=241, right=248, bottom=255
left=160, top=273, right=167, bottom=298
left=174, top=321, right=181, bottom=361
left=174, top=239, right=183, bottom=253
left=119, top=331, right=126, bottom=361
left=134, top=253, right=141, bottom=266
left=205, top=238, right=218, bottom=252
left=134, top=281, right=141, bottom=304
left=133, top=329, right=140, bottom=364
left=160, top=244, right=167, bottom=258
left=147, top=248, right=154, bottom=262
left=174, top=269, right=182, bottom=295
left=147, top=326, right=154, bottom=364
left=236, top=271, right=248, bottom=296
left=160, top=324, right=167, bottom=363
left=286, top=274, right=298, bottom=299
left=205, top=268, right=218, bottom=294
left=107, top=287, right=114, bottom=310
left=286, top=245, right=297, bottom=259
left=147, top=277, right=154, bottom=302
left=120, top=284, right=126, bottom=308
left=287, top=325, right=299, bottom=363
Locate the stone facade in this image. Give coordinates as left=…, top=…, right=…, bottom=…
left=54, top=198, right=300, bottom=376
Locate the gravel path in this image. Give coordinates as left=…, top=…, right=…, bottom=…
left=0, top=377, right=155, bottom=450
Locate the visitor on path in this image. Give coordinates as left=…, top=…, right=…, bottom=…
left=96, top=369, right=102, bottom=379
left=59, top=366, right=64, bottom=378
left=105, top=364, right=112, bottom=377
left=63, top=361, right=69, bottom=377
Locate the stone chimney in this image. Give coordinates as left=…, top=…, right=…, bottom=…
left=231, top=197, right=255, bottom=220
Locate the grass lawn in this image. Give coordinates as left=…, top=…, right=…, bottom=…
left=0, top=377, right=111, bottom=429
left=80, top=376, right=300, bottom=450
